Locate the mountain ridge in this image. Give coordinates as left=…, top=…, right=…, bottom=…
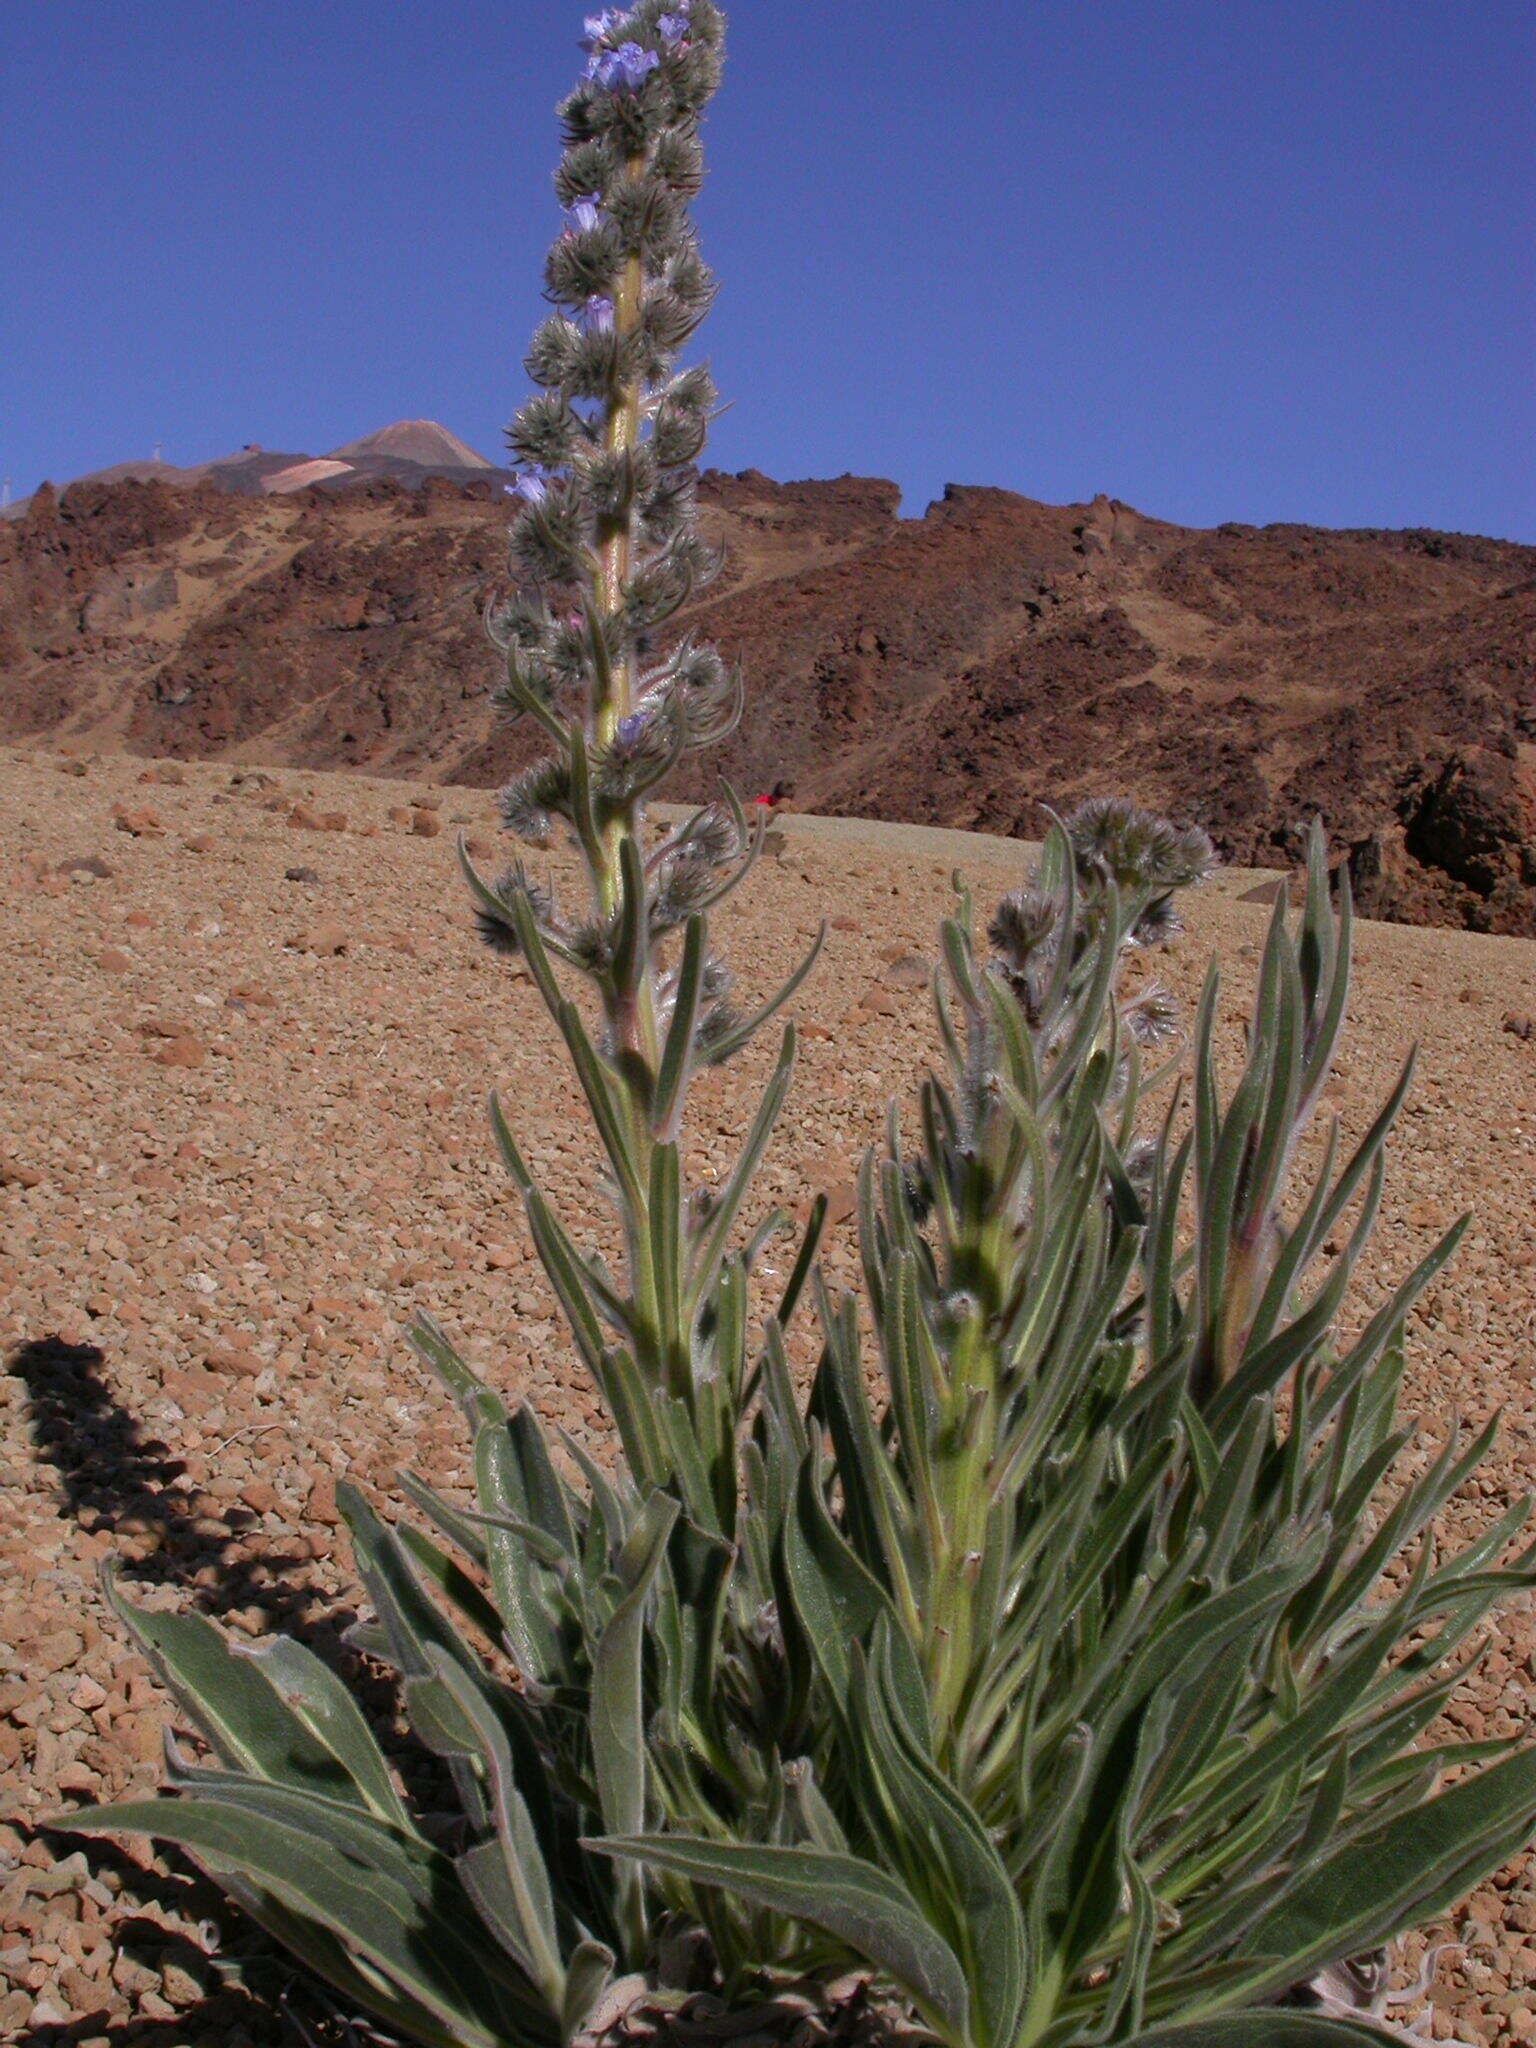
left=3, top=419, right=509, bottom=515
left=1, top=459, right=1531, bottom=934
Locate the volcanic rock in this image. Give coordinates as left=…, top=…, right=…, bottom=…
left=2, top=463, right=1533, bottom=933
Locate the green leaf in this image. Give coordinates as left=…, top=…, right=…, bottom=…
left=781, top=1455, right=925, bottom=1734
left=856, top=1635, right=1029, bottom=2048
left=431, top=1651, right=565, bottom=2007
left=686, top=1025, right=797, bottom=1306
left=233, top=1633, right=414, bottom=1829
left=560, top=1940, right=616, bottom=2045
left=653, top=912, right=707, bottom=1137
left=701, top=922, right=826, bottom=1065
left=1234, top=1745, right=1536, bottom=2002
left=594, top=1836, right=969, bottom=2036
left=591, top=1492, right=678, bottom=1956
left=473, top=1413, right=567, bottom=1684
left=61, top=1792, right=540, bottom=2048
left=104, top=1580, right=360, bottom=1805
left=1130, top=2019, right=1393, bottom=2046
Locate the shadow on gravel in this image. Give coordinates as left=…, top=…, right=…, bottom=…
left=11, top=1333, right=345, bottom=1645
left=10, top=1333, right=404, bottom=2048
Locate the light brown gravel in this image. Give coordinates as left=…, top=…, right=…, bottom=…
left=1, top=746, right=1533, bottom=2046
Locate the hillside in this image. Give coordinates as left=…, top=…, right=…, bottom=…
left=2, top=462, right=1533, bottom=932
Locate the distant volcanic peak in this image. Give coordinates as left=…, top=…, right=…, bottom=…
left=326, top=419, right=495, bottom=470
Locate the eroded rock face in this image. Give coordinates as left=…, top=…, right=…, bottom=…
left=1, top=468, right=1533, bottom=932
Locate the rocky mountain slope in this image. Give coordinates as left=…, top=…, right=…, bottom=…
left=2, top=454, right=1533, bottom=932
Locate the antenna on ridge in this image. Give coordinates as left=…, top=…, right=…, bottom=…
left=1, top=478, right=10, bottom=509
left=153, top=442, right=163, bottom=464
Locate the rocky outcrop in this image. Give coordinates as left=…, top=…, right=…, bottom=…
left=1, top=465, right=1533, bottom=933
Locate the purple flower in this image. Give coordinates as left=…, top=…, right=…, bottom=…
left=593, top=41, right=659, bottom=91
left=567, top=197, right=602, bottom=235
left=616, top=712, right=649, bottom=745
left=581, top=295, right=615, bottom=333
left=579, top=9, right=627, bottom=57
left=657, top=12, right=690, bottom=44
left=510, top=466, right=552, bottom=505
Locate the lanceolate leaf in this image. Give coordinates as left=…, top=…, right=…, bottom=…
left=104, top=1580, right=365, bottom=1807
left=61, top=1793, right=544, bottom=2048
left=591, top=1492, right=679, bottom=1957
left=1234, top=1745, right=1536, bottom=1999
left=1128, top=2019, right=1393, bottom=2046
left=594, top=1836, right=970, bottom=2037
left=856, top=1637, right=1029, bottom=2048
left=232, top=1633, right=415, bottom=1830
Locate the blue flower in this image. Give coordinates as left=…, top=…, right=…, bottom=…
left=511, top=467, right=553, bottom=505
left=616, top=712, right=649, bottom=745
left=582, top=295, right=615, bottom=333
left=594, top=41, right=659, bottom=91
left=657, top=12, right=691, bottom=44
left=567, top=198, right=602, bottom=235
left=579, top=9, right=627, bottom=57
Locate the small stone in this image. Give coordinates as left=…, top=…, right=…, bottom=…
left=183, top=834, right=216, bottom=854
left=206, top=1344, right=262, bottom=1378
left=307, top=1475, right=341, bottom=1525
left=56, top=855, right=114, bottom=879
left=288, top=803, right=323, bottom=831
left=411, top=809, right=443, bottom=838
left=284, top=865, right=322, bottom=885
left=1503, top=1013, right=1534, bottom=1041
left=294, top=920, right=350, bottom=955
left=153, top=1034, right=207, bottom=1069
left=882, top=952, right=930, bottom=989
left=98, top=948, right=133, bottom=974
left=124, top=907, right=153, bottom=928
left=112, top=805, right=162, bottom=836
left=319, top=810, right=348, bottom=832
left=36, top=1627, right=84, bottom=1673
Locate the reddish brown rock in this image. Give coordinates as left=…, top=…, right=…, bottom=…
left=292, top=919, right=351, bottom=955
left=1, top=467, right=1532, bottom=934
left=152, top=1033, right=206, bottom=1068
left=112, top=805, right=162, bottom=836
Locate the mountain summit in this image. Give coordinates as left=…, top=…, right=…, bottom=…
left=327, top=419, right=496, bottom=470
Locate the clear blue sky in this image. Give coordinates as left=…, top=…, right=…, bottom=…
left=4, top=2, right=1532, bottom=538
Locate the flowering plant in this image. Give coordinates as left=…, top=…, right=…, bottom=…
left=64, top=8, right=1536, bottom=2047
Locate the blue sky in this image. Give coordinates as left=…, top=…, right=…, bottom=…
left=4, top=2, right=1532, bottom=537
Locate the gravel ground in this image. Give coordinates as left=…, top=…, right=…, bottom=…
left=1, top=745, right=1534, bottom=2047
